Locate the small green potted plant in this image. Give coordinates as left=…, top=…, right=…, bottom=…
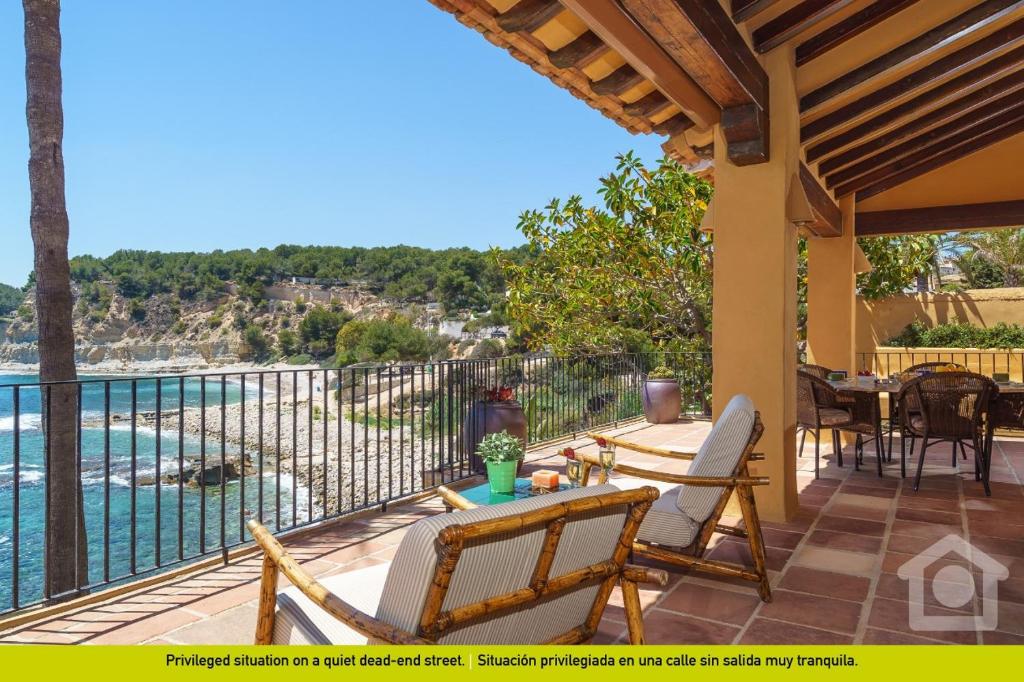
left=476, top=430, right=525, bottom=494
left=643, top=365, right=682, bottom=424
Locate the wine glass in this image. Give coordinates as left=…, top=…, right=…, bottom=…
left=599, top=443, right=616, bottom=474
left=565, top=459, right=582, bottom=488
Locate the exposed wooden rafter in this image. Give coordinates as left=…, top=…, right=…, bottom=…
left=753, top=0, right=854, bottom=54
left=653, top=112, right=696, bottom=137
left=622, top=90, right=675, bottom=118
left=802, top=17, right=1024, bottom=142
left=559, top=0, right=720, bottom=129
left=548, top=30, right=610, bottom=69
left=496, top=0, right=565, bottom=34
left=817, top=67, right=1024, bottom=176
left=857, top=200, right=1024, bottom=235
left=800, top=0, right=1023, bottom=112
left=620, top=0, right=770, bottom=164
left=591, top=63, right=646, bottom=97
left=795, top=0, right=921, bottom=66
left=844, top=106, right=1024, bottom=199
left=826, top=88, right=1024, bottom=189
left=732, top=0, right=781, bottom=23
left=799, top=163, right=843, bottom=237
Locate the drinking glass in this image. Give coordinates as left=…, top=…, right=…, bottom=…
left=565, top=459, right=583, bottom=488
left=599, top=444, right=616, bottom=473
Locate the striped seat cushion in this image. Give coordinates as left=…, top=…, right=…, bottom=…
left=676, top=394, right=755, bottom=523
left=273, top=562, right=390, bottom=645
left=376, top=484, right=631, bottom=644
left=611, top=477, right=699, bottom=548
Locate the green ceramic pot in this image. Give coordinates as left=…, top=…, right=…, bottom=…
left=486, top=460, right=518, bottom=494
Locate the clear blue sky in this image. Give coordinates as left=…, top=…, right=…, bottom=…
left=0, top=1, right=665, bottom=288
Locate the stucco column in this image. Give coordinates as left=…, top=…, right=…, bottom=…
left=712, top=49, right=799, bottom=522
left=806, top=195, right=857, bottom=374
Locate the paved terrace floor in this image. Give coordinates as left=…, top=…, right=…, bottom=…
left=2, top=420, right=1023, bottom=645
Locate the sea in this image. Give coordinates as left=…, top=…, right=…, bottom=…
left=0, top=373, right=307, bottom=610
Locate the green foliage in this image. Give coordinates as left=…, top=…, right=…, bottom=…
left=856, top=235, right=936, bottom=299
left=500, top=152, right=712, bottom=354
left=287, top=353, right=313, bottom=365
left=475, top=431, right=524, bottom=464
left=294, top=296, right=307, bottom=314
left=469, top=338, right=504, bottom=359
left=17, top=303, right=33, bottom=321
left=60, top=244, right=529, bottom=309
left=955, top=251, right=1006, bottom=289
left=647, top=365, right=676, bottom=380
left=955, top=229, right=1024, bottom=287
left=335, top=315, right=450, bottom=364
left=0, top=282, right=26, bottom=316
left=241, top=324, right=271, bottom=361
left=299, top=305, right=351, bottom=358
left=886, top=321, right=1024, bottom=349
left=277, top=329, right=299, bottom=357
left=128, top=298, right=147, bottom=322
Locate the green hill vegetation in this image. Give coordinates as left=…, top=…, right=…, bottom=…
left=0, top=282, right=25, bottom=317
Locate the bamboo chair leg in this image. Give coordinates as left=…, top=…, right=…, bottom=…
left=621, top=578, right=645, bottom=645
left=254, top=553, right=279, bottom=645
left=736, top=484, right=771, bottom=603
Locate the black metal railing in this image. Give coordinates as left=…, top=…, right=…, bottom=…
left=858, top=350, right=1024, bottom=381
left=0, top=351, right=710, bottom=614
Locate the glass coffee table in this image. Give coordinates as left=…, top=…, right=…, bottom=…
left=437, top=478, right=571, bottom=511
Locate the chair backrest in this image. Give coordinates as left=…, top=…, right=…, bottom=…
left=375, top=484, right=657, bottom=644
left=676, top=394, right=759, bottom=523
left=796, top=370, right=844, bottom=426
left=990, top=392, right=1024, bottom=431
left=906, top=361, right=966, bottom=372
left=899, top=372, right=995, bottom=439
left=799, top=363, right=831, bottom=379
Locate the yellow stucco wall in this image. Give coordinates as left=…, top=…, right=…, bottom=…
left=855, top=287, right=1024, bottom=352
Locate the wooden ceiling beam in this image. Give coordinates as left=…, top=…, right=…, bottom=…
left=619, top=0, right=770, bottom=164
left=796, top=0, right=920, bottom=67
left=802, top=18, right=1024, bottom=143
left=591, top=64, right=646, bottom=97
left=857, top=200, right=1024, bottom=235
left=653, top=112, right=696, bottom=137
left=560, top=0, right=720, bottom=129
left=548, top=30, right=610, bottom=69
left=800, top=0, right=1023, bottom=112
left=754, top=0, right=855, bottom=54
left=817, top=66, right=1024, bottom=175
left=800, top=163, right=843, bottom=237
left=496, top=0, right=565, bottom=34
left=826, top=88, right=1024, bottom=189
left=838, top=104, right=1024, bottom=197
left=732, top=0, right=782, bottom=23
left=622, top=90, right=675, bottom=118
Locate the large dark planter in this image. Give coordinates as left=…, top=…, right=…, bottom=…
left=642, top=379, right=681, bottom=424
left=464, top=400, right=528, bottom=473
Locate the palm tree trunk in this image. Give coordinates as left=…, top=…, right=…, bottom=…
left=23, top=0, right=87, bottom=599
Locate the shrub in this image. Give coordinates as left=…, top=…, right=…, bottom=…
left=287, top=353, right=313, bottom=366
left=17, top=303, right=33, bottom=321
left=278, top=329, right=299, bottom=356
left=470, top=338, right=504, bottom=359
left=299, top=305, right=351, bottom=358
left=241, top=324, right=270, bottom=361
left=886, top=321, right=1024, bottom=349
left=128, top=298, right=147, bottom=322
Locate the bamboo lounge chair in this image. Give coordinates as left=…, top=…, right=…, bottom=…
left=573, top=394, right=772, bottom=601
left=247, top=484, right=667, bottom=644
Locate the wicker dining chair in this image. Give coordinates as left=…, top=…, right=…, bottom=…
left=897, top=372, right=996, bottom=495
left=798, top=363, right=832, bottom=379
left=797, top=370, right=853, bottom=478
left=984, top=391, right=1024, bottom=489
left=901, top=362, right=968, bottom=465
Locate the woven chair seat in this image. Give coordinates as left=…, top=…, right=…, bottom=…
left=819, top=407, right=854, bottom=427
left=908, top=413, right=978, bottom=436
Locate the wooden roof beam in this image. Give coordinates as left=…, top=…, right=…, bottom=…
left=817, top=66, right=1024, bottom=175
left=622, top=90, right=675, bottom=118
left=591, top=64, right=646, bottom=97
left=799, top=163, right=843, bottom=237
left=826, top=87, right=1024, bottom=189
left=496, top=0, right=565, bottom=34
left=838, top=104, right=1024, bottom=198
left=857, top=200, right=1024, bottom=235
left=653, top=112, right=696, bottom=137
left=620, top=0, right=770, bottom=164
left=802, top=17, right=1024, bottom=143
left=801, top=0, right=1024, bottom=112
left=559, top=0, right=720, bottom=129
left=548, top=30, right=610, bottom=69
left=732, top=0, right=782, bottom=23
left=754, top=0, right=855, bottom=54
left=796, top=0, right=921, bottom=66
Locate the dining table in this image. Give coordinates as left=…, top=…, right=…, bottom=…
left=826, top=377, right=1024, bottom=477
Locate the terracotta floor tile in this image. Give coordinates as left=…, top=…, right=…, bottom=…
left=790, top=546, right=877, bottom=576
left=840, top=485, right=898, bottom=499
left=164, top=603, right=258, bottom=645
left=881, top=552, right=972, bottom=581
left=830, top=492, right=894, bottom=510
left=757, top=589, right=863, bottom=634
left=657, top=583, right=761, bottom=626
left=873, top=573, right=974, bottom=613
left=895, top=507, right=963, bottom=526
left=815, top=515, right=887, bottom=537
left=642, top=610, right=740, bottom=644
left=866, top=597, right=977, bottom=645
left=777, top=566, right=871, bottom=602
left=862, top=628, right=951, bottom=644
left=84, top=606, right=203, bottom=645
left=807, top=529, right=884, bottom=554
left=890, top=519, right=963, bottom=540
left=994, top=601, right=1024, bottom=635
left=708, top=540, right=792, bottom=572
left=739, top=618, right=852, bottom=644
left=761, top=527, right=805, bottom=550
left=971, top=535, right=1024, bottom=560
left=898, top=495, right=963, bottom=513
left=826, top=503, right=890, bottom=522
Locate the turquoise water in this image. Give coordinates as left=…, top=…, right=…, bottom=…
left=0, top=373, right=306, bottom=611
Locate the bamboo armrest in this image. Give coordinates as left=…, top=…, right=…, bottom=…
left=247, top=521, right=430, bottom=645
left=622, top=564, right=669, bottom=586
left=585, top=433, right=695, bottom=460
left=611, top=463, right=769, bottom=487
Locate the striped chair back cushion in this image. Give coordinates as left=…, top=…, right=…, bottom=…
left=675, top=394, right=755, bottom=522
left=374, top=484, right=629, bottom=644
